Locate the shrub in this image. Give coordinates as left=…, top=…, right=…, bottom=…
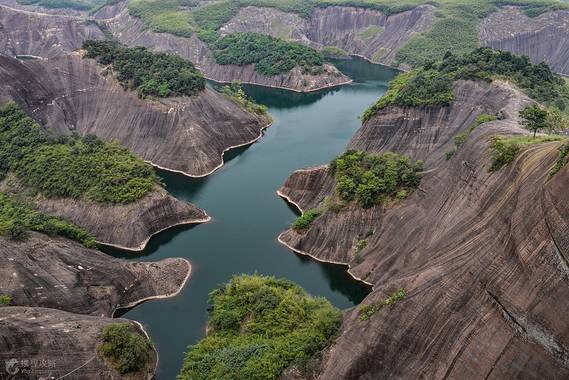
left=220, top=81, right=268, bottom=115
left=292, top=208, right=322, bottom=231
left=212, top=32, right=324, bottom=76
left=489, top=135, right=564, bottom=172
left=330, top=150, right=422, bottom=208
left=0, top=102, right=160, bottom=205
left=178, top=274, right=342, bottom=380
left=0, top=294, right=12, bottom=306
left=100, top=323, right=154, bottom=375
left=359, top=289, right=406, bottom=321
left=0, top=192, right=97, bottom=247
left=447, top=114, right=497, bottom=160
left=549, top=142, right=569, bottom=176
left=83, top=40, right=205, bottom=98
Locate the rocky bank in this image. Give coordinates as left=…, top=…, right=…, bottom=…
left=278, top=80, right=569, bottom=378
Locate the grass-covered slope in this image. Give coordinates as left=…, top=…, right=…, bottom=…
left=364, top=47, right=569, bottom=121
left=83, top=40, right=205, bottom=98
left=0, top=102, right=160, bottom=204
left=178, top=274, right=342, bottom=380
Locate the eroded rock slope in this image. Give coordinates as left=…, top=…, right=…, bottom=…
left=278, top=80, right=569, bottom=378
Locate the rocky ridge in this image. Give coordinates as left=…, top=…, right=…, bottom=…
left=278, top=79, right=569, bottom=378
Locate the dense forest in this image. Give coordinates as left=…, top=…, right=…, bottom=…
left=0, top=102, right=160, bottom=204
left=83, top=40, right=205, bottom=98
left=364, top=48, right=569, bottom=121
left=212, top=33, right=324, bottom=76
left=178, top=274, right=342, bottom=380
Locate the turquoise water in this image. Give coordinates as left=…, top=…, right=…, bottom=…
left=104, top=57, right=397, bottom=379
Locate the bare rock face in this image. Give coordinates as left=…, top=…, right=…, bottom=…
left=0, top=233, right=191, bottom=317
left=0, top=307, right=156, bottom=379
left=0, top=4, right=104, bottom=58
left=278, top=80, right=569, bottom=378
left=221, top=5, right=436, bottom=66
left=93, top=3, right=351, bottom=92
left=480, top=7, right=569, bottom=76
left=0, top=53, right=269, bottom=177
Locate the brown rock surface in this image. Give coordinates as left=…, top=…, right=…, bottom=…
left=0, top=53, right=269, bottom=177
left=480, top=7, right=569, bottom=76
left=278, top=80, right=569, bottom=378
left=0, top=232, right=191, bottom=317
left=0, top=307, right=156, bottom=379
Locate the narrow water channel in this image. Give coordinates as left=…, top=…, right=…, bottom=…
left=104, top=57, right=398, bottom=379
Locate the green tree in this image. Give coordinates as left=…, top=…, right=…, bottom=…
left=520, top=105, right=549, bottom=137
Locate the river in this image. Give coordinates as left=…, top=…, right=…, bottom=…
left=104, top=57, right=397, bottom=379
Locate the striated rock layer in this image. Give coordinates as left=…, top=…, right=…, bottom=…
left=221, top=5, right=436, bottom=66
left=0, top=307, right=156, bottom=379
left=0, top=233, right=191, bottom=317
left=0, top=3, right=104, bottom=58
left=480, top=7, right=569, bottom=76
left=0, top=53, right=269, bottom=178
left=278, top=80, right=569, bottom=378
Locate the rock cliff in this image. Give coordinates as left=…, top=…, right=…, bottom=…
left=0, top=3, right=104, bottom=57
left=222, top=5, right=436, bottom=66
left=0, top=232, right=191, bottom=316
left=480, top=7, right=569, bottom=76
left=0, top=53, right=269, bottom=177
left=94, top=3, right=351, bottom=92
left=278, top=80, right=569, bottom=378
left=0, top=307, right=156, bottom=379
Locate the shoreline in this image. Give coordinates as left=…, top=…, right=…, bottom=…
left=145, top=120, right=273, bottom=178
left=113, top=258, right=192, bottom=316
left=97, top=215, right=211, bottom=252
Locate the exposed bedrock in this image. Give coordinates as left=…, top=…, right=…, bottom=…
left=480, top=7, right=569, bottom=76
left=221, top=5, right=435, bottom=66
left=0, top=233, right=191, bottom=317
left=93, top=3, right=350, bottom=92
left=0, top=53, right=269, bottom=178
left=278, top=80, right=569, bottom=378
left=0, top=307, right=156, bottom=379
left=0, top=3, right=104, bottom=58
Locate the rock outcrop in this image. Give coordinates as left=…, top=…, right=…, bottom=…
left=0, top=53, right=269, bottom=177
left=0, top=307, right=156, bottom=379
left=94, top=3, right=351, bottom=92
left=278, top=80, right=569, bottom=378
left=0, top=232, right=191, bottom=317
left=0, top=3, right=104, bottom=58
left=222, top=5, right=436, bottom=66
left=480, top=7, right=569, bottom=76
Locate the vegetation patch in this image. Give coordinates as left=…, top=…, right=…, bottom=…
left=292, top=208, right=322, bottom=231
left=0, top=294, right=12, bottom=306
left=330, top=150, right=422, bottom=208
left=128, top=0, right=197, bottom=36
left=16, top=0, right=106, bottom=11
left=359, top=288, right=406, bottom=321
left=178, top=274, right=342, bottom=380
left=212, top=32, right=324, bottom=76
left=0, top=192, right=97, bottom=247
left=550, top=142, right=569, bottom=176
left=489, top=135, right=564, bottom=172
left=219, top=81, right=269, bottom=116
left=365, top=48, right=569, bottom=122
left=446, top=114, right=497, bottom=159
left=83, top=40, right=205, bottom=98
left=0, top=102, right=160, bottom=205
left=100, top=323, right=154, bottom=375
left=321, top=46, right=349, bottom=58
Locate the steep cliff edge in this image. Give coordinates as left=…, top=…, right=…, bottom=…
left=480, top=7, right=569, bottom=76
left=0, top=3, right=104, bottom=57
left=94, top=4, right=350, bottom=92
left=221, top=5, right=435, bottom=66
left=0, top=53, right=269, bottom=177
left=0, top=307, right=156, bottom=379
left=278, top=80, right=569, bottom=378
left=0, top=232, right=191, bottom=316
